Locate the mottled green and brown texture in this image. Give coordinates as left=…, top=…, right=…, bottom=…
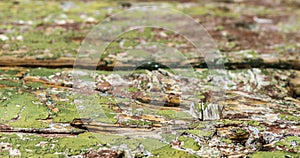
left=0, top=0, right=300, bottom=157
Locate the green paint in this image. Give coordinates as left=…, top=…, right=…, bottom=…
left=249, top=151, right=299, bottom=158
left=246, top=120, right=260, bottom=126
left=156, top=110, right=192, bottom=120
left=161, top=133, right=177, bottom=143
left=0, top=69, right=20, bottom=76
left=275, top=136, right=300, bottom=153
left=181, top=129, right=213, bottom=138
left=25, top=82, right=49, bottom=89
left=151, top=145, right=200, bottom=158
left=127, top=87, right=139, bottom=93
left=182, top=4, right=240, bottom=18
left=0, top=91, right=49, bottom=128
left=279, top=114, right=300, bottom=122
left=0, top=80, right=22, bottom=87
left=0, top=132, right=100, bottom=157
left=216, top=119, right=243, bottom=125
left=120, top=119, right=153, bottom=127
left=29, top=68, right=62, bottom=78
left=221, top=138, right=232, bottom=144
left=56, top=94, right=118, bottom=123
left=93, top=133, right=166, bottom=151
left=56, top=132, right=100, bottom=155
left=178, top=136, right=201, bottom=151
